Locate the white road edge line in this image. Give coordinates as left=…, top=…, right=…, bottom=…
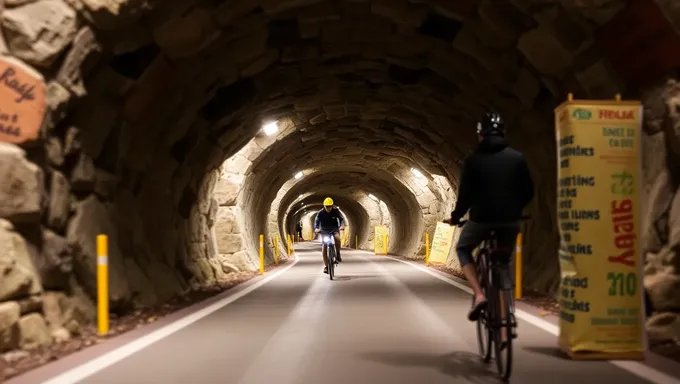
left=382, top=255, right=680, bottom=384
left=41, top=257, right=300, bottom=384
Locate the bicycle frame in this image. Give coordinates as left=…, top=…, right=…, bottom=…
left=477, top=231, right=517, bottom=381
left=320, top=231, right=338, bottom=280
left=455, top=216, right=528, bottom=382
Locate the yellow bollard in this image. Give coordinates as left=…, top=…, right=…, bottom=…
left=287, top=235, right=291, bottom=257
left=385, top=234, right=388, bottom=255
left=97, top=235, right=109, bottom=336
left=425, top=233, right=430, bottom=266
left=274, top=235, right=279, bottom=265
left=259, top=234, right=264, bottom=275
left=515, top=232, right=523, bottom=299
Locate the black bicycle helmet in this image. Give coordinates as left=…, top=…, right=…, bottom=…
left=476, top=111, right=505, bottom=137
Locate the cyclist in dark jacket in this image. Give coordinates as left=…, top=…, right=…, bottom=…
left=446, top=111, right=534, bottom=322
left=314, top=197, right=345, bottom=273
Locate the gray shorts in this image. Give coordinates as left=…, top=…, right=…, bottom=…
left=455, top=220, right=519, bottom=268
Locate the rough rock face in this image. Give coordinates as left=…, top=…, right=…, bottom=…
left=641, top=78, right=680, bottom=344
left=0, top=144, right=43, bottom=223
left=0, top=220, right=42, bottom=302
left=0, top=0, right=678, bottom=358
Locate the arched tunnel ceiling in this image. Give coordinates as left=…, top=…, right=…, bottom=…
left=86, top=0, right=616, bottom=191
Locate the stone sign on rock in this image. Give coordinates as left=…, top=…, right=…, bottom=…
left=0, top=56, right=46, bottom=145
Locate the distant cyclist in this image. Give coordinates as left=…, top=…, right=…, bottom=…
left=445, top=111, right=534, bottom=322
left=314, top=197, right=345, bottom=273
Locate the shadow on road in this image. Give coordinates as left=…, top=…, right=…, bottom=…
left=333, top=275, right=382, bottom=281
left=522, top=346, right=568, bottom=359
left=360, top=350, right=499, bottom=383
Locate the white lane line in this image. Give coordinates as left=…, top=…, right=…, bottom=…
left=42, top=258, right=300, bottom=384
left=383, top=255, right=680, bottom=384
left=237, top=274, right=331, bottom=384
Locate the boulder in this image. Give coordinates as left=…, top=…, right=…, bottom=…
left=0, top=143, right=43, bottom=223
left=38, top=230, right=73, bottom=290
left=216, top=233, right=243, bottom=254
left=214, top=178, right=239, bottom=206
left=215, top=206, right=238, bottom=234
left=2, top=0, right=78, bottom=67
left=0, top=220, right=43, bottom=301
left=62, top=278, right=95, bottom=335
left=17, top=295, right=42, bottom=315
left=45, top=136, right=65, bottom=167
left=646, top=312, right=680, bottom=343
left=67, top=196, right=131, bottom=308
left=47, top=170, right=70, bottom=231
left=51, top=327, right=71, bottom=343
left=220, top=251, right=255, bottom=272
left=64, top=0, right=152, bottom=30
left=645, top=271, right=680, bottom=312
left=0, top=301, right=20, bottom=352
left=42, top=291, right=65, bottom=328
left=17, top=313, right=52, bottom=350
left=669, top=186, right=680, bottom=248
left=70, top=153, right=96, bottom=192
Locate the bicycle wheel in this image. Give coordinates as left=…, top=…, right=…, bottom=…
left=328, top=246, right=335, bottom=280
left=493, top=287, right=514, bottom=381
left=475, top=252, right=492, bottom=362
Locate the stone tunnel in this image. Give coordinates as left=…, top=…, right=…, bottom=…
left=0, top=0, right=680, bottom=358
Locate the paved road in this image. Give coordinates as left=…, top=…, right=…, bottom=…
left=42, top=243, right=666, bottom=383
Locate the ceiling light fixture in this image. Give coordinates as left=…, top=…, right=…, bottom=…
left=368, top=194, right=378, bottom=201
left=411, top=168, right=425, bottom=178
left=294, top=171, right=303, bottom=180
left=263, top=121, right=279, bottom=136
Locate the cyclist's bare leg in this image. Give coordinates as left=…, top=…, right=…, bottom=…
left=333, top=232, right=342, bottom=259
left=322, top=244, right=328, bottom=267
left=462, top=264, right=486, bottom=304
left=499, top=292, right=507, bottom=342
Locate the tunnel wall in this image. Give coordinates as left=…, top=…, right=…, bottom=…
left=1, top=0, right=680, bottom=355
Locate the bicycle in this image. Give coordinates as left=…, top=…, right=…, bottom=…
left=454, top=217, right=529, bottom=382
left=321, top=232, right=339, bottom=280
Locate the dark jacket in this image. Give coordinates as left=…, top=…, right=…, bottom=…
left=451, top=136, right=534, bottom=224
left=314, top=207, right=344, bottom=232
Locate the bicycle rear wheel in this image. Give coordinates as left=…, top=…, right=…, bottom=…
left=493, top=288, right=514, bottom=381
left=475, top=252, right=492, bottom=362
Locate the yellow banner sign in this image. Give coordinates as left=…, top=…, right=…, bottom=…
left=555, top=97, right=645, bottom=359
left=341, top=226, right=350, bottom=248
left=374, top=225, right=388, bottom=255
left=429, top=222, right=455, bottom=264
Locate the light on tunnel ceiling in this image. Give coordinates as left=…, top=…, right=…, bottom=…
left=368, top=194, right=379, bottom=202
left=294, top=171, right=303, bottom=179
left=262, top=121, right=279, bottom=136
left=411, top=168, right=425, bottom=179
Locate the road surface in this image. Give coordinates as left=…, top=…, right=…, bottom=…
left=22, top=243, right=676, bottom=383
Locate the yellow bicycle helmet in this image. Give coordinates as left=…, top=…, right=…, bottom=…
left=323, top=197, right=334, bottom=206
